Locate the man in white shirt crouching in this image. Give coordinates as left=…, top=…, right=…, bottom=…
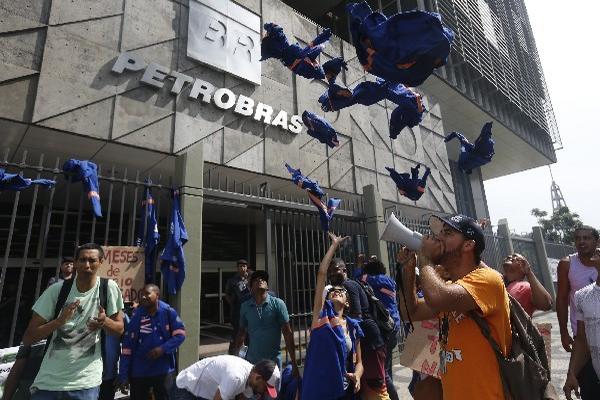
left=174, top=355, right=280, bottom=400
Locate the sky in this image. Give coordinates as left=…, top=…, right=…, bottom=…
left=484, top=1, right=600, bottom=235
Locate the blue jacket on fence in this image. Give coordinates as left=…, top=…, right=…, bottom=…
left=119, top=300, right=186, bottom=380
left=160, top=191, right=188, bottom=295
left=63, top=159, right=102, bottom=217
left=0, top=168, right=55, bottom=191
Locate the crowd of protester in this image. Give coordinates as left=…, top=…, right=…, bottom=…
left=2, top=216, right=600, bottom=400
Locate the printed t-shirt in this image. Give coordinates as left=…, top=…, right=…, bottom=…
left=440, top=267, right=511, bottom=400
left=31, top=277, right=124, bottom=391
left=507, top=280, right=535, bottom=316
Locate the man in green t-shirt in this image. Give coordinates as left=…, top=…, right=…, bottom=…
left=22, top=243, right=125, bottom=400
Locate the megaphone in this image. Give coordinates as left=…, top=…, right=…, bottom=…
left=380, top=213, right=423, bottom=251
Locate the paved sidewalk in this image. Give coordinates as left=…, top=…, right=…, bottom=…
left=392, top=310, right=569, bottom=399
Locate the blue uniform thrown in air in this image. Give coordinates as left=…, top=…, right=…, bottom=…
left=319, top=77, right=424, bottom=139
left=260, top=23, right=332, bottom=80
left=301, top=301, right=363, bottom=400
left=160, top=190, right=188, bottom=295
left=119, top=300, right=186, bottom=380
left=63, top=159, right=102, bottom=218
left=0, top=168, right=55, bottom=191
left=323, top=57, right=348, bottom=83
left=135, top=184, right=160, bottom=283
left=347, top=1, right=454, bottom=86
left=386, top=163, right=431, bottom=201
left=285, top=163, right=341, bottom=231
left=302, top=110, right=340, bottom=148
left=445, top=121, right=495, bottom=174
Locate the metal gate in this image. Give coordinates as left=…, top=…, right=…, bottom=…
left=512, top=237, right=543, bottom=281
left=0, top=148, right=172, bottom=347
left=269, top=206, right=367, bottom=365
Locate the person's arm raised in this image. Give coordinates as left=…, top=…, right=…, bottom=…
left=397, top=246, right=437, bottom=321
left=311, top=232, right=349, bottom=328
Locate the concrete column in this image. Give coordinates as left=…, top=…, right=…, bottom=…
left=497, top=218, right=514, bottom=255
left=532, top=226, right=557, bottom=302
left=263, top=209, right=278, bottom=293
left=469, top=169, right=491, bottom=220
left=174, top=143, right=203, bottom=369
left=363, top=184, right=389, bottom=273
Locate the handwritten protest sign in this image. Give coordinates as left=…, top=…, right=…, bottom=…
left=99, top=246, right=145, bottom=302
left=399, top=319, right=441, bottom=378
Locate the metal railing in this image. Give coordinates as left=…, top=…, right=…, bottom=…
left=544, top=241, right=575, bottom=260
left=512, top=237, right=543, bottom=281
left=0, top=148, right=172, bottom=347
left=270, top=207, right=368, bottom=365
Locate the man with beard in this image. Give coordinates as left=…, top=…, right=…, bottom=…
left=557, top=226, right=600, bottom=398
left=119, top=284, right=186, bottom=400
left=400, top=214, right=511, bottom=400
left=22, top=243, right=124, bottom=400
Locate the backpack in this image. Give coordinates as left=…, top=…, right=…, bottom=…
left=354, top=278, right=396, bottom=340
left=12, top=278, right=109, bottom=400
left=470, top=294, right=559, bottom=400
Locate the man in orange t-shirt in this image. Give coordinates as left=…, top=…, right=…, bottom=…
left=399, top=214, right=511, bottom=399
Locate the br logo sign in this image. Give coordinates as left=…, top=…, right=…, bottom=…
left=187, top=0, right=261, bottom=85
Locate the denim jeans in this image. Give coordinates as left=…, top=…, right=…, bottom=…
left=30, top=386, right=100, bottom=400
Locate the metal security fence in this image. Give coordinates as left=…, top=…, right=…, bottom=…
left=269, top=208, right=368, bottom=365
left=0, top=149, right=173, bottom=347
left=512, top=237, right=543, bottom=281
left=544, top=241, right=575, bottom=260
left=481, top=233, right=509, bottom=270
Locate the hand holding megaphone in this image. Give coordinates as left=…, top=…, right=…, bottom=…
left=380, top=213, right=423, bottom=251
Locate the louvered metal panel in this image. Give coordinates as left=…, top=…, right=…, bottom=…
left=426, top=0, right=561, bottom=152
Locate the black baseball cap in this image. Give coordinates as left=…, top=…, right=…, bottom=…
left=429, top=214, right=485, bottom=256
left=237, top=259, right=249, bottom=266
left=249, top=270, right=269, bottom=285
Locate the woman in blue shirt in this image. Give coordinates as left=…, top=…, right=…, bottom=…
left=302, top=233, right=364, bottom=400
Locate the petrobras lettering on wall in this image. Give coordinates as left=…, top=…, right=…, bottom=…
left=111, top=52, right=303, bottom=134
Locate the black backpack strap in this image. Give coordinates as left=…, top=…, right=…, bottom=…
left=44, top=279, right=75, bottom=354
left=469, top=310, right=506, bottom=358
left=99, top=278, right=109, bottom=358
